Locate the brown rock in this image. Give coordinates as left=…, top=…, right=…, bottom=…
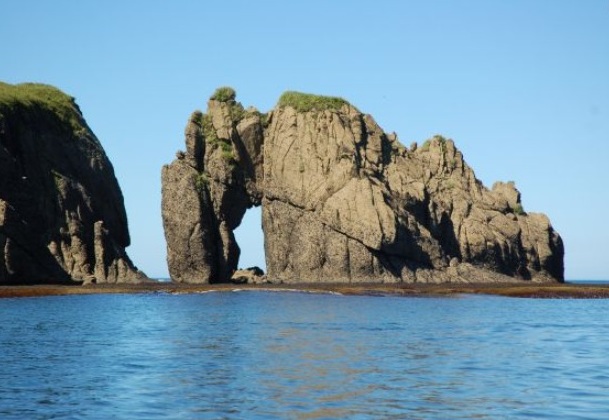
left=162, top=88, right=262, bottom=283
left=161, top=89, right=564, bottom=284
left=231, top=266, right=265, bottom=284
left=0, top=82, right=146, bottom=284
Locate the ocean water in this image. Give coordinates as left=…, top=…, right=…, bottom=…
left=1, top=291, right=608, bottom=419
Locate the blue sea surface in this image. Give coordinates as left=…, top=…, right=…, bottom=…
left=1, top=291, right=608, bottom=419
left=569, top=280, right=609, bottom=285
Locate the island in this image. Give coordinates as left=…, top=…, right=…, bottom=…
left=162, top=87, right=563, bottom=285
left=2, top=83, right=584, bottom=297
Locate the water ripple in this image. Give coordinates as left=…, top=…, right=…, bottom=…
left=1, top=293, right=609, bottom=418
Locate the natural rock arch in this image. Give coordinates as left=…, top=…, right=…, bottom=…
left=161, top=88, right=564, bottom=284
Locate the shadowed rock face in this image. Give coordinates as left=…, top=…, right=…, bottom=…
left=162, top=88, right=564, bottom=284
left=162, top=91, right=263, bottom=284
left=0, top=82, right=146, bottom=284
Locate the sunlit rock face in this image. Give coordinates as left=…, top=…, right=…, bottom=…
left=162, top=88, right=564, bottom=284
left=0, top=82, right=146, bottom=284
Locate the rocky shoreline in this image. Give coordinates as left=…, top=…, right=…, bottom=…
left=1, top=282, right=608, bottom=299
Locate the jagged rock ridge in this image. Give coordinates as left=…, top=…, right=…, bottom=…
left=0, top=82, right=146, bottom=284
left=162, top=87, right=563, bottom=284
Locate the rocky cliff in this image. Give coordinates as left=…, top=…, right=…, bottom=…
left=0, top=82, right=146, bottom=284
left=162, top=88, right=563, bottom=284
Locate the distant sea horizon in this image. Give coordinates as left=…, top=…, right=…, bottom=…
left=567, top=279, right=609, bottom=284
left=152, top=277, right=609, bottom=285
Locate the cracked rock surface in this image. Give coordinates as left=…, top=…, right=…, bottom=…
left=162, top=88, right=563, bottom=284
left=0, top=83, right=146, bottom=284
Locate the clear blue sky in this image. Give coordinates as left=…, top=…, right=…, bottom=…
left=2, top=1, right=608, bottom=280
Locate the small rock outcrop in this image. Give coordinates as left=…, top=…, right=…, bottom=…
left=231, top=266, right=266, bottom=284
left=162, top=88, right=564, bottom=284
left=0, top=82, right=146, bottom=284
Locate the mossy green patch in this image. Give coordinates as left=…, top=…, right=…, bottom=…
left=194, top=172, right=209, bottom=194
left=277, top=91, right=352, bottom=113
left=210, top=86, right=236, bottom=102
left=419, top=135, right=448, bottom=153
left=218, top=141, right=232, bottom=153
left=228, top=102, right=245, bottom=122
left=201, top=114, right=219, bottom=144
left=201, top=113, right=235, bottom=162
left=0, top=82, right=84, bottom=133
left=191, top=110, right=204, bottom=125
left=512, top=203, right=525, bottom=215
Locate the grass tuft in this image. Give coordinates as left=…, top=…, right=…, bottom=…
left=210, top=86, right=236, bottom=102
left=277, top=91, right=352, bottom=113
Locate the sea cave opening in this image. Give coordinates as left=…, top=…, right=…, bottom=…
left=233, top=205, right=266, bottom=273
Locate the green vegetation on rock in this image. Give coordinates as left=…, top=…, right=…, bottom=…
left=191, top=110, right=204, bottom=125
left=512, top=203, right=525, bottom=215
left=210, top=86, right=236, bottom=103
left=420, top=135, right=448, bottom=153
left=194, top=172, right=209, bottom=194
left=0, top=82, right=84, bottom=133
left=228, top=102, right=245, bottom=122
left=259, top=112, right=269, bottom=127
left=201, top=114, right=218, bottom=144
left=201, top=113, right=235, bottom=162
left=208, top=87, right=248, bottom=124
left=242, top=108, right=269, bottom=127
left=219, top=141, right=233, bottom=157
left=277, top=91, right=352, bottom=113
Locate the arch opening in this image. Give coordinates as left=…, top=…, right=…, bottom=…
left=233, top=205, right=266, bottom=273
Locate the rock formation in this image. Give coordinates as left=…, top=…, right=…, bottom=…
left=162, top=87, right=564, bottom=284
left=231, top=267, right=266, bottom=284
left=162, top=87, right=262, bottom=283
left=0, top=82, right=146, bottom=284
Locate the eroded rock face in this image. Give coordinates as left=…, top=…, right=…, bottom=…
left=0, top=82, right=146, bottom=284
left=162, top=90, right=263, bottom=283
left=162, top=88, right=564, bottom=283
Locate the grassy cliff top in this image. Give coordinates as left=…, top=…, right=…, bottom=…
left=277, top=91, right=353, bottom=113
left=209, top=86, right=237, bottom=102
left=0, top=82, right=83, bottom=130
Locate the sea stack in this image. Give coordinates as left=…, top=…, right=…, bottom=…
left=0, top=82, right=146, bottom=284
left=162, top=87, right=564, bottom=284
